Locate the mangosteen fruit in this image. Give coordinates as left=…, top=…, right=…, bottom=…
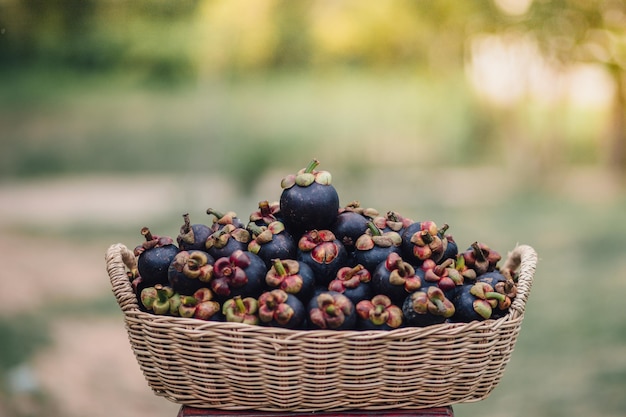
left=205, top=223, right=251, bottom=260
left=134, top=227, right=179, bottom=287
left=297, top=229, right=349, bottom=287
left=327, top=264, right=372, bottom=306
left=402, top=286, right=455, bottom=327
left=222, top=295, right=259, bottom=325
left=461, top=242, right=502, bottom=276
left=177, top=213, right=212, bottom=252
left=210, top=250, right=267, bottom=301
left=279, top=159, right=339, bottom=233
left=353, top=221, right=402, bottom=273
left=452, top=282, right=508, bottom=323
left=247, top=221, right=296, bottom=269
left=400, top=221, right=445, bottom=266
left=258, top=289, right=306, bottom=329
left=307, top=290, right=356, bottom=330
left=331, top=201, right=379, bottom=252
left=265, top=259, right=315, bottom=303
left=356, top=294, right=403, bottom=331
left=167, top=250, right=215, bottom=295
left=421, top=257, right=464, bottom=300
left=371, top=252, right=424, bottom=306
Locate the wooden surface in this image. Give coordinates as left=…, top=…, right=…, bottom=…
left=177, top=406, right=454, bottom=417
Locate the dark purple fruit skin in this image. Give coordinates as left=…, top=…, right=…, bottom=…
left=331, top=211, right=370, bottom=252
left=178, top=224, right=212, bottom=251
left=297, top=239, right=349, bottom=287
left=400, top=222, right=423, bottom=265
left=167, top=250, right=215, bottom=295
left=371, top=261, right=426, bottom=306
left=354, top=245, right=402, bottom=274
left=306, top=290, right=357, bottom=330
left=131, top=276, right=151, bottom=311
left=451, top=284, right=485, bottom=323
left=137, top=243, right=179, bottom=287
left=280, top=182, right=340, bottom=234
left=402, top=291, right=449, bottom=327
left=332, top=282, right=373, bottom=307
left=214, top=251, right=268, bottom=302
left=263, top=293, right=307, bottom=330
left=254, top=232, right=297, bottom=269
left=439, top=237, right=458, bottom=264
left=476, top=270, right=507, bottom=287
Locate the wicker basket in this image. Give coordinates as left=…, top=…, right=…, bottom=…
left=106, top=243, right=537, bottom=412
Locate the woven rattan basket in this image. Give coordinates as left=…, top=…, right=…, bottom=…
left=106, top=243, right=537, bottom=412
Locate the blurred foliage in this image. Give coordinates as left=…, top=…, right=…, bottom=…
left=0, top=0, right=625, bottom=185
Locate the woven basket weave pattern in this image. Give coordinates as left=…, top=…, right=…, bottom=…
left=106, top=243, right=537, bottom=412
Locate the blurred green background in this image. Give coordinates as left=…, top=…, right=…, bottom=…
left=1, top=1, right=626, bottom=416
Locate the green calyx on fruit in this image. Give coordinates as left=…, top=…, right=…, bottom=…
left=249, top=200, right=280, bottom=225
left=280, top=159, right=333, bottom=189
left=385, top=253, right=422, bottom=292
left=373, top=211, right=413, bottom=233
left=211, top=250, right=252, bottom=296
left=205, top=224, right=251, bottom=250
left=356, top=222, right=402, bottom=250
left=258, top=289, right=294, bottom=325
left=409, top=287, right=455, bottom=318
left=356, top=294, right=402, bottom=328
left=178, top=295, right=199, bottom=318
left=140, top=287, right=158, bottom=310
left=194, top=300, right=221, bottom=320
left=309, top=292, right=353, bottom=329
left=469, top=282, right=507, bottom=319
left=329, top=264, right=371, bottom=292
left=422, top=258, right=463, bottom=291
left=222, top=295, right=258, bottom=325
left=339, top=201, right=379, bottom=218
left=266, top=259, right=303, bottom=293
left=463, top=242, right=502, bottom=276
left=298, top=230, right=341, bottom=264
left=247, top=221, right=285, bottom=253
left=170, top=250, right=214, bottom=283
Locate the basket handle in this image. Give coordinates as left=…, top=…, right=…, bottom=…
left=106, top=243, right=141, bottom=313
left=503, top=244, right=537, bottom=320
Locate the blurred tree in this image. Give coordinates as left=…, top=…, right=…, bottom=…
left=516, top=0, right=626, bottom=175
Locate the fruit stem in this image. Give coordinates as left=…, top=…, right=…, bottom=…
left=438, top=224, right=450, bottom=237
left=234, top=295, right=246, bottom=314
left=387, top=211, right=399, bottom=222
left=272, top=259, right=287, bottom=277
left=345, top=264, right=364, bottom=279
left=366, top=221, right=382, bottom=237
left=206, top=208, right=225, bottom=220
left=141, top=227, right=154, bottom=241
left=258, top=200, right=271, bottom=216
left=304, top=159, right=320, bottom=173
left=485, top=291, right=506, bottom=302
left=471, top=242, right=487, bottom=262
left=181, top=213, right=191, bottom=233
left=246, top=222, right=264, bottom=237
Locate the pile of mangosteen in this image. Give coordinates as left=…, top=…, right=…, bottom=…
left=130, top=159, right=519, bottom=331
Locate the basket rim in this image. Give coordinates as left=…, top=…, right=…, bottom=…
left=106, top=242, right=537, bottom=336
